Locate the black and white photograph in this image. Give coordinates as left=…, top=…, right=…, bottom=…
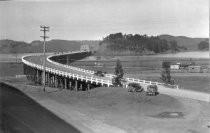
left=0, top=0, right=209, bottom=133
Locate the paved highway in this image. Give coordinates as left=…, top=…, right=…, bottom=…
left=0, top=82, right=81, bottom=133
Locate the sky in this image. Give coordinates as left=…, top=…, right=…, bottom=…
left=0, top=0, right=209, bottom=42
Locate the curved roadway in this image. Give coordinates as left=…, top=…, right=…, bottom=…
left=24, top=55, right=112, bottom=81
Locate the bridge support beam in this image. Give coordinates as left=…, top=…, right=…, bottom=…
left=64, top=78, right=67, bottom=89
left=59, top=77, right=64, bottom=89
left=49, top=74, right=53, bottom=87
left=48, top=74, right=51, bottom=87
left=80, top=83, right=83, bottom=91
left=87, top=83, right=90, bottom=91
left=36, top=70, right=39, bottom=84
left=42, top=71, right=45, bottom=85
left=69, top=80, right=72, bottom=90
left=52, top=75, right=55, bottom=87
left=75, top=80, right=78, bottom=91
left=55, top=75, right=59, bottom=88
left=46, top=73, right=49, bottom=86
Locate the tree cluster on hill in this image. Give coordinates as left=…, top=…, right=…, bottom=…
left=100, top=33, right=182, bottom=54
left=198, top=40, right=209, bottom=50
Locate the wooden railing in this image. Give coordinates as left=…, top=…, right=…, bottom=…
left=22, top=53, right=112, bottom=87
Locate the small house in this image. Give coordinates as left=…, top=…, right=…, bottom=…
left=170, top=62, right=180, bottom=70
left=170, top=64, right=180, bottom=70
left=188, top=66, right=202, bottom=73
left=80, top=45, right=90, bottom=52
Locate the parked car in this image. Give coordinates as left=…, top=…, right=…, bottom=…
left=94, top=71, right=106, bottom=77
left=146, top=85, right=158, bottom=96
left=127, top=83, right=143, bottom=92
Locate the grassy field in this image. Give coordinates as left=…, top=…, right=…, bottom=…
left=72, top=56, right=210, bottom=93
left=0, top=62, right=23, bottom=77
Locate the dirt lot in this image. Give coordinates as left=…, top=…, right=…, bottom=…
left=2, top=77, right=210, bottom=133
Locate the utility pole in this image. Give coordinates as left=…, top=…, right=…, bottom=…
left=40, top=26, right=49, bottom=92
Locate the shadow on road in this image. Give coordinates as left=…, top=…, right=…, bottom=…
left=0, top=82, right=81, bottom=133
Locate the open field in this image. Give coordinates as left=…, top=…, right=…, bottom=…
left=141, top=51, right=209, bottom=59
left=0, top=62, right=23, bottom=77
left=0, top=53, right=35, bottom=62
left=72, top=55, right=210, bottom=93
left=0, top=53, right=52, bottom=62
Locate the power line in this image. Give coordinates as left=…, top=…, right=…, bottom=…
left=40, top=25, right=49, bottom=92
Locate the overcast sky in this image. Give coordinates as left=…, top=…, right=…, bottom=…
left=0, top=0, right=209, bottom=42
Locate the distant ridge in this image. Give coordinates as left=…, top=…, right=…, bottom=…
left=0, top=39, right=100, bottom=54
left=0, top=34, right=207, bottom=53
left=158, top=34, right=208, bottom=50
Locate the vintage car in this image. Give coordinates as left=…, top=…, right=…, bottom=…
left=127, top=83, right=143, bottom=92
left=146, top=85, right=158, bottom=96
left=94, top=71, right=106, bottom=77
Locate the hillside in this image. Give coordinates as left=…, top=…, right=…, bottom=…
left=97, top=33, right=190, bottom=56
left=158, top=34, right=208, bottom=50
left=0, top=39, right=100, bottom=54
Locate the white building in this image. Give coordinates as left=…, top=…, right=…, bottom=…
left=80, top=45, right=90, bottom=52
left=170, top=64, right=180, bottom=70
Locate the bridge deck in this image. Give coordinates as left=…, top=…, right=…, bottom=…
left=24, top=55, right=112, bottom=81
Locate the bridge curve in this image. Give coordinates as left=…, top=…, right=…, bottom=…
left=22, top=51, right=113, bottom=91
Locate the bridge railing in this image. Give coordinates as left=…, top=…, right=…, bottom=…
left=125, top=77, right=179, bottom=89
left=47, top=52, right=95, bottom=75
left=22, top=54, right=112, bottom=87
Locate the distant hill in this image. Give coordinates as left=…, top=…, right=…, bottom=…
left=0, top=35, right=207, bottom=54
left=158, top=34, right=208, bottom=50
left=0, top=39, right=100, bottom=54
left=0, top=39, right=29, bottom=53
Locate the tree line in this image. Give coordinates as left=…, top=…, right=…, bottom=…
left=100, top=33, right=183, bottom=54
left=198, top=40, right=209, bottom=50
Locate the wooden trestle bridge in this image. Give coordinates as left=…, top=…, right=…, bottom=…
left=22, top=51, right=114, bottom=91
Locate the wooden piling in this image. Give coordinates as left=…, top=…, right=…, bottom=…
left=80, top=83, right=83, bottom=91
left=88, top=83, right=90, bottom=91
left=75, top=80, right=78, bottom=91
left=69, top=80, right=72, bottom=90
left=64, top=78, right=67, bottom=89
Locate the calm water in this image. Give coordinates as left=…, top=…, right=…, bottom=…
left=83, top=51, right=209, bottom=61
left=150, top=51, right=209, bottom=59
